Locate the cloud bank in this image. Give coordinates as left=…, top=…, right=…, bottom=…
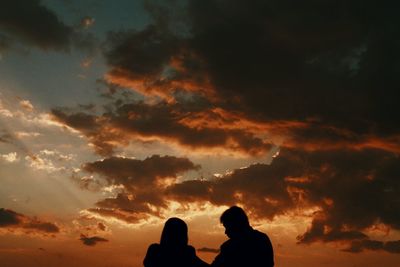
left=0, top=208, right=59, bottom=235
left=49, top=0, right=400, bottom=254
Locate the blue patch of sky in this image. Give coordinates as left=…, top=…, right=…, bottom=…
left=0, top=48, right=107, bottom=109
left=42, top=0, right=152, bottom=37
left=0, top=0, right=154, bottom=110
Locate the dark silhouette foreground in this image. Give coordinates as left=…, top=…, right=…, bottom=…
left=212, top=206, right=274, bottom=267
left=143, top=207, right=273, bottom=267
left=143, top=217, right=208, bottom=267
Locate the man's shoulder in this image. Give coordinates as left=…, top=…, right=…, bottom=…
left=186, top=245, right=196, bottom=255
left=219, top=238, right=235, bottom=251
left=252, top=229, right=271, bottom=241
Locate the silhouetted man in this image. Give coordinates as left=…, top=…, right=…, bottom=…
left=212, top=206, right=274, bottom=267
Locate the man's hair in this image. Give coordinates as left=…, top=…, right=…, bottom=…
left=220, top=206, right=250, bottom=227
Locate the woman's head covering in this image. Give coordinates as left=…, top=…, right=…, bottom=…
left=160, top=217, right=188, bottom=247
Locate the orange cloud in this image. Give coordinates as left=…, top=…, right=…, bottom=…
left=0, top=208, right=59, bottom=236
left=51, top=101, right=274, bottom=157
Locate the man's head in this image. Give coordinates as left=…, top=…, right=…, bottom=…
left=220, top=206, right=251, bottom=238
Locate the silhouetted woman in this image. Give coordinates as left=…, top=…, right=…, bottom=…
left=144, top=217, right=209, bottom=267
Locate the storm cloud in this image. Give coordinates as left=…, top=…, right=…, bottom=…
left=0, top=208, right=59, bottom=234
left=78, top=146, right=400, bottom=253
left=80, top=155, right=199, bottom=222
left=53, top=0, right=400, bottom=254
left=102, top=0, right=400, bottom=132
left=0, top=0, right=97, bottom=53
left=0, top=0, right=72, bottom=51
left=51, top=100, right=273, bottom=156
left=49, top=0, right=400, bottom=161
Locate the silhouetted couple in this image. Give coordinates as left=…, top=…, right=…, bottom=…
left=143, top=206, right=274, bottom=267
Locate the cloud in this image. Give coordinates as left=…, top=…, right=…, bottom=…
left=51, top=0, right=400, bottom=163
left=50, top=108, right=122, bottom=156
left=165, top=147, right=399, bottom=252
left=0, top=152, right=19, bottom=163
left=98, top=0, right=400, bottom=152
left=51, top=100, right=273, bottom=156
left=0, top=0, right=98, bottom=54
left=0, top=208, right=59, bottom=234
left=0, top=0, right=72, bottom=51
left=49, top=0, right=400, bottom=254
left=0, top=130, right=12, bottom=143
left=0, top=132, right=12, bottom=143
left=197, top=247, right=220, bottom=253
left=80, top=155, right=199, bottom=223
left=170, top=148, right=400, bottom=253
left=344, top=239, right=400, bottom=254
left=19, top=100, right=34, bottom=111
left=167, top=159, right=302, bottom=219
left=24, top=149, right=75, bottom=173
left=79, top=234, right=108, bottom=246
left=83, top=155, right=199, bottom=188
left=0, top=208, right=20, bottom=226
left=76, top=146, right=400, bottom=253
left=86, top=207, right=149, bottom=224
left=75, top=144, right=400, bottom=253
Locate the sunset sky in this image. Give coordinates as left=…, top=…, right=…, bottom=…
left=1, top=1, right=400, bottom=266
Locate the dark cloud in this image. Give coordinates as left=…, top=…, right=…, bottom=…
left=103, top=0, right=211, bottom=100
left=384, top=240, right=400, bottom=254
left=344, top=239, right=400, bottom=254
left=0, top=0, right=72, bottom=51
left=87, top=208, right=148, bottom=224
left=51, top=100, right=273, bottom=156
left=100, top=0, right=400, bottom=145
left=52, top=0, right=400, bottom=254
left=0, top=0, right=97, bottom=53
left=81, top=155, right=199, bottom=222
left=168, top=147, right=400, bottom=251
left=167, top=156, right=304, bottom=219
left=192, top=147, right=396, bottom=252
left=103, top=25, right=179, bottom=99
left=0, top=208, right=59, bottom=234
left=77, top=146, right=400, bottom=252
left=79, top=234, right=108, bottom=246
left=47, top=0, right=399, bottom=161
left=197, top=247, right=220, bottom=253
left=24, top=220, right=59, bottom=233
left=0, top=208, right=20, bottom=226
left=184, top=0, right=400, bottom=135
left=0, top=131, right=12, bottom=143
left=83, top=155, right=199, bottom=188
left=51, top=108, right=121, bottom=156
left=78, top=146, right=400, bottom=253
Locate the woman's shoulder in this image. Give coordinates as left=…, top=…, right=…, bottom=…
left=185, top=245, right=196, bottom=254
left=146, top=243, right=197, bottom=256
left=144, top=244, right=162, bottom=267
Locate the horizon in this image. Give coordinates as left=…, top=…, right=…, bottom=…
left=1, top=1, right=400, bottom=266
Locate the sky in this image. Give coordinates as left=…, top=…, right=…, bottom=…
left=1, top=0, right=400, bottom=266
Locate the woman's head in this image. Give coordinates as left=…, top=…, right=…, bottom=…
left=160, top=217, right=188, bottom=247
